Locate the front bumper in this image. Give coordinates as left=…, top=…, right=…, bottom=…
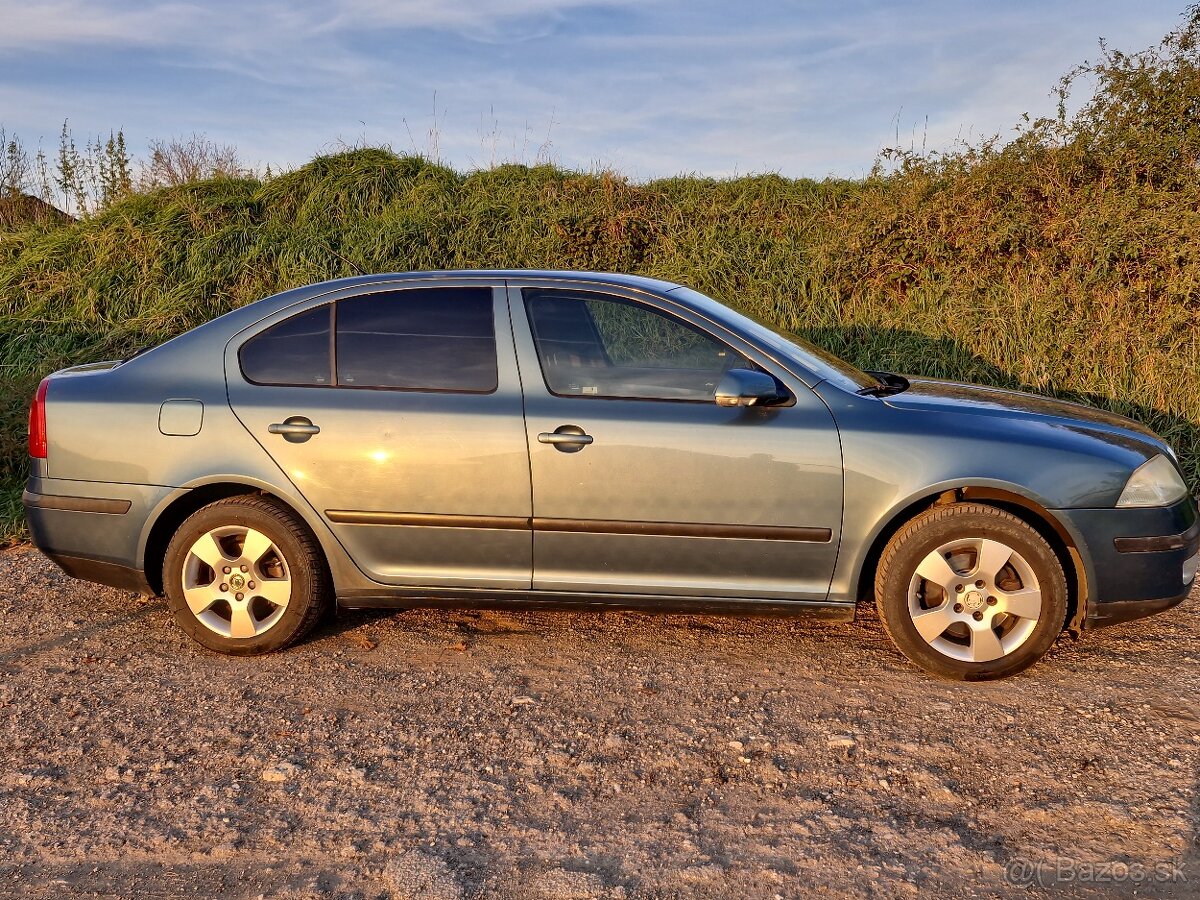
left=1053, top=497, right=1199, bottom=629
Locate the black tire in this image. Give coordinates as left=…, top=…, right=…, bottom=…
left=163, top=495, right=333, bottom=655
left=875, top=503, right=1068, bottom=680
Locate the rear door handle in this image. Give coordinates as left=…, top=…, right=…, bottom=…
left=269, top=416, right=320, bottom=443
left=538, top=424, right=593, bottom=453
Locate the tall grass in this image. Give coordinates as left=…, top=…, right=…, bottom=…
left=3, top=12, right=1200, bottom=542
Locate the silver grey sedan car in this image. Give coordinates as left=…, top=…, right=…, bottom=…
left=23, top=271, right=1199, bottom=679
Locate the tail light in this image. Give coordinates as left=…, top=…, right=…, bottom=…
left=28, top=378, right=49, bottom=459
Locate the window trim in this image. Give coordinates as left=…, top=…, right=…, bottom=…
left=521, top=287, right=793, bottom=406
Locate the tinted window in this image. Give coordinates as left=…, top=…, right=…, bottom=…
left=524, top=289, right=755, bottom=401
left=336, top=288, right=497, bottom=392
left=239, top=305, right=331, bottom=385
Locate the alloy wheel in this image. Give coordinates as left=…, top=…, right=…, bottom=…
left=181, top=525, right=292, bottom=639
left=906, top=537, right=1042, bottom=663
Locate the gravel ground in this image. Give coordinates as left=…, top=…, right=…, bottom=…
left=1, top=545, right=1198, bottom=899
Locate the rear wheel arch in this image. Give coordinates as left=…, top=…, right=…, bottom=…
left=142, top=482, right=328, bottom=596
left=855, top=485, right=1087, bottom=632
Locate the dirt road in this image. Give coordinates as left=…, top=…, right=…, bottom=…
left=1, top=546, right=1197, bottom=898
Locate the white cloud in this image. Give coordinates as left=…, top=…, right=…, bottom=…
left=0, top=1, right=205, bottom=49
left=0, top=0, right=1187, bottom=179
left=0, top=0, right=646, bottom=50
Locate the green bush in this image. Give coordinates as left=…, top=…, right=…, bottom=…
left=3, top=12, right=1200, bottom=542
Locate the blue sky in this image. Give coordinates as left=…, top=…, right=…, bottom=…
left=0, top=0, right=1186, bottom=180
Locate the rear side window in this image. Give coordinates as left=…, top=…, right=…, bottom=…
left=336, top=287, right=497, bottom=392
left=239, top=305, right=331, bottom=386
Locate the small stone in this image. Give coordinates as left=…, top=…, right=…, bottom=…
left=261, top=761, right=299, bottom=783
left=827, top=735, right=856, bottom=749
left=727, top=740, right=745, bottom=751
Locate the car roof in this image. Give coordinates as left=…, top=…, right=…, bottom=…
left=279, top=270, right=684, bottom=295
left=146, top=270, right=694, bottom=360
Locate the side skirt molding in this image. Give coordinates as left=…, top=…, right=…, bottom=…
left=337, top=587, right=854, bottom=620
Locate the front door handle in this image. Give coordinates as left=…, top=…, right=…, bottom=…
left=538, top=424, right=593, bottom=453
left=268, top=416, right=320, bottom=443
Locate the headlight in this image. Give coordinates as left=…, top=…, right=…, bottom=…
left=1117, top=454, right=1189, bottom=508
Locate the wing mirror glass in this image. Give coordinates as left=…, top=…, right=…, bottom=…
left=714, top=368, right=780, bottom=407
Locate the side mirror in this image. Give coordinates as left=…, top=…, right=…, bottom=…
left=714, top=368, right=780, bottom=408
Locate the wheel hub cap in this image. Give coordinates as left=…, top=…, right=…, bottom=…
left=963, top=589, right=986, bottom=612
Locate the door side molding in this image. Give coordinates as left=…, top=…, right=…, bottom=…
left=534, top=518, right=832, bottom=542
left=325, top=509, right=831, bottom=542
left=324, top=510, right=530, bottom=529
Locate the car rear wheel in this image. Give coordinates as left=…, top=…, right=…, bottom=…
left=163, top=496, right=332, bottom=655
left=875, top=503, right=1068, bottom=680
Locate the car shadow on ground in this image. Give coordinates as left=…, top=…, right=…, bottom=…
left=0, top=601, right=158, bottom=667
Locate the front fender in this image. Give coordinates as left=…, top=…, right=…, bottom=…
left=816, top=383, right=1140, bottom=604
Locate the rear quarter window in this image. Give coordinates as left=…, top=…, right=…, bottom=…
left=239, top=305, right=332, bottom=386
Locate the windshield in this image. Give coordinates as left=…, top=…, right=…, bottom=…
left=665, top=287, right=880, bottom=392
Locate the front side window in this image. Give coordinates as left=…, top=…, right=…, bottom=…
left=524, top=288, right=757, bottom=401
left=239, top=304, right=332, bottom=386
left=336, top=287, right=497, bottom=392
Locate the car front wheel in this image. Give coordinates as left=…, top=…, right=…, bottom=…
left=875, top=502, right=1068, bottom=680
left=163, top=496, right=332, bottom=655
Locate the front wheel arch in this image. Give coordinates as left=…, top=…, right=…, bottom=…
left=854, top=486, right=1088, bottom=633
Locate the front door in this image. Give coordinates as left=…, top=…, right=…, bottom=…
left=226, top=282, right=533, bottom=590
left=508, top=283, right=843, bottom=601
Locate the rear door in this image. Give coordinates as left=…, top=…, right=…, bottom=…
left=226, top=280, right=533, bottom=590
left=508, top=281, right=843, bottom=601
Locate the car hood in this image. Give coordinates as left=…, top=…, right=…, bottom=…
left=882, top=376, right=1169, bottom=455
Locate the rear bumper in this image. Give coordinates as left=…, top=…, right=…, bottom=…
left=23, top=479, right=160, bottom=594
left=38, top=551, right=152, bottom=594
left=1053, top=498, right=1198, bottom=629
